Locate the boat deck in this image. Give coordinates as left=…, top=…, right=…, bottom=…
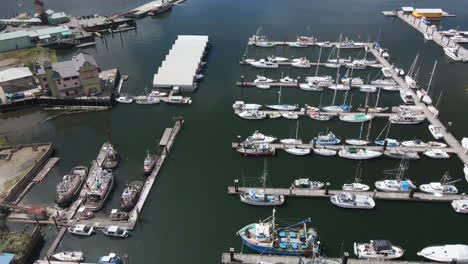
left=227, top=186, right=463, bottom=202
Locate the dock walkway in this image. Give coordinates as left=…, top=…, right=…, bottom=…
left=236, top=82, right=395, bottom=89
left=32, top=157, right=60, bottom=183
left=396, top=12, right=468, bottom=61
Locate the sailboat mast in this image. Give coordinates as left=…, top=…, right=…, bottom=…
left=278, top=72, right=284, bottom=105
left=365, top=118, right=373, bottom=142
left=426, top=60, right=437, bottom=94
left=385, top=121, right=391, bottom=139
left=359, top=121, right=364, bottom=139
left=315, top=46, right=323, bottom=76
left=375, top=88, right=381, bottom=108
left=295, top=120, right=299, bottom=140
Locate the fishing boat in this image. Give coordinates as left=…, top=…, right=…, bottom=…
left=389, top=111, right=425, bottom=124
left=237, top=143, right=275, bottom=156
left=237, top=111, right=267, bottom=120
left=428, top=125, right=444, bottom=139
left=354, top=240, right=404, bottom=260
left=405, top=54, right=419, bottom=88
left=83, top=166, right=114, bottom=211
left=233, top=101, right=261, bottom=110
left=309, top=112, right=332, bottom=121
left=255, top=41, right=275, bottom=48
left=280, top=76, right=296, bottom=84
left=400, top=90, right=414, bottom=105
left=339, top=114, right=372, bottom=123
left=427, top=141, right=447, bottom=148
left=254, top=75, right=275, bottom=83
left=330, top=192, right=375, bottom=209
left=121, top=181, right=143, bottom=212
left=68, top=224, right=94, bottom=236
left=135, top=96, right=160, bottom=104
left=115, top=96, right=133, bottom=104
left=417, top=245, right=468, bottom=263
left=401, top=139, right=426, bottom=147
left=55, top=166, right=88, bottom=208
left=381, top=67, right=393, bottom=78
left=250, top=59, right=278, bottom=68
left=285, top=147, right=310, bottom=156
left=289, top=41, right=308, bottom=47
left=292, top=57, right=311, bottom=68
left=245, top=131, right=277, bottom=144
left=313, top=148, right=337, bottom=156
left=148, top=90, right=168, bottom=97
left=143, top=151, right=158, bottom=175
left=424, top=149, right=450, bottom=159
left=281, top=120, right=303, bottom=144
left=240, top=160, right=285, bottom=206
left=293, top=179, right=324, bottom=189
left=338, top=147, right=382, bottom=160
left=52, top=251, right=84, bottom=262
left=419, top=172, right=458, bottom=194
left=443, top=47, right=463, bottom=61
left=102, top=226, right=129, bottom=238
left=109, top=209, right=129, bottom=221
left=451, top=199, right=468, bottom=214
left=237, top=209, right=319, bottom=256
left=384, top=150, right=420, bottom=160
left=149, top=0, right=172, bottom=14
left=375, top=159, right=416, bottom=192
left=359, top=86, right=377, bottom=93
left=103, top=144, right=119, bottom=169
left=99, top=253, right=121, bottom=264
left=311, top=131, right=341, bottom=145
left=343, top=163, right=370, bottom=191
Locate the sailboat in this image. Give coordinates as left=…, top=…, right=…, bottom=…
left=374, top=121, right=400, bottom=147
left=322, top=68, right=351, bottom=112
left=375, top=159, right=416, bottom=192
left=419, top=172, right=459, bottom=194
left=342, top=162, right=370, bottom=191
left=283, top=121, right=310, bottom=155
left=405, top=54, right=419, bottom=88
left=303, top=46, right=331, bottom=91
left=346, top=122, right=369, bottom=146
left=239, top=160, right=285, bottom=206
left=237, top=209, right=320, bottom=256
left=416, top=60, right=437, bottom=105
left=340, top=93, right=372, bottom=123
left=357, top=88, right=388, bottom=113
left=281, top=120, right=303, bottom=144
left=266, top=73, right=298, bottom=111
left=338, top=147, right=383, bottom=160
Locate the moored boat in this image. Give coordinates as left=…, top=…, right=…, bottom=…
left=293, top=179, right=324, bottom=189
left=102, top=226, right=129, bottom=238
left=55, top=166, right=88, bottom=208
left=428, top=125, right=444, bottom=139
left=52, top=251, right=84, bottom=262
left=103, top=144, right=119, bottom=169
left=313, top=148, right=337, bottom=156
left=417, top=245, right=468, bottom=263
left=423, top=149, right=450, bottom=159
left=109, top=209, right=129, bottom=221
left=311, top=131, right=341, bottom=145
left=237, top=111, right=266, bottom=120
left=354, top=240, right=404, bottom=259
left=309, top=112, right=332, bottom=121
left=143, top=151, right=158, bottom=175
left=83, top=166, right=114, bottom=212
left=120, top=181, right=144, bottom=212
left=284, top=147, right=310, bottom=156
left=68, top=224, right=94, bottom=236
left=115, top=96, right=133, bottom=104
left=384, top=150, right=420, bottom=160
left=99, top=253, right=121, bottom=264
left=237, top=143, right=275, bottom=156
left=339, top=114, right=372, bottom=123
left=338, top=147, right=382, bottom=160
left=330, top=192, right=375, bottom=209
left=401, top=139, right=426, bottom=147
left=245, top=131, right=276, bottom=144
left=451, top=199, right=468, bottom=214
left=232, top=101, right=261, bottom=110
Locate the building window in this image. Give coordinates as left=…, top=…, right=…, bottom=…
left=42, top=77, right=47, bottom=81
left=64, top=84, right=67, bottom=87
left=75, top=82, right=78, bottom=85
left=64, top=77, right=70, bottom=81
left=72, top=76, right=78, bottom=80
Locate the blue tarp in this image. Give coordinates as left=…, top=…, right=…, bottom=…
left=0, top=253, right=15, bottom=264
left=402, top=181, right=409, bottom=190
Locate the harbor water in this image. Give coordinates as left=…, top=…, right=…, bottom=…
left=1, top=0, right=468, bottom=262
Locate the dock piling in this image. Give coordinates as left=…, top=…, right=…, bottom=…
left=234, top=179, right=239, bottom=192
left=409, top=188, right=415, bottom=199
left=229, top=248, right=235, bottom=262
left=383, top=140, right=388, bottom=151
left=240, top=75, right=244, bottom=88
left=342, top=252, right=349, bottom=264
left=325, top=182, right=330, bottom=195
left=312, top=138, right=317, bottom=149
left=51, top=216, right=59, bottom=232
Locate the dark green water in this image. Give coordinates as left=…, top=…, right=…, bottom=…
left=1, top=0, right=468, bottom=263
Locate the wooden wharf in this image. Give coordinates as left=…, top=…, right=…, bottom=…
left=45, top=227, right=67, bottom=259
left=32, top=157, right=60, bottom=183
left=395, top=12, right=468, bottom=61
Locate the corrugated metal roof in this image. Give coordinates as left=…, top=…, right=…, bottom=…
left=0, top=18, right=42, bottom=23
left=28, top=26, right=70, bottom=37
left=0, top=31, right=30, bottom=41
left=0, top=67, right=33, bottom=83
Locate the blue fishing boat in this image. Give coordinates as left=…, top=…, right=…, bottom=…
left=237, top=209, right=319, bottom=256
left=310, top=131, right=341, bottom=145
left=375, top=138, right=400, bottom=147
left=99, top=253, right=120, bottom=264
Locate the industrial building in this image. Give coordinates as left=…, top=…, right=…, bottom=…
left=0, top=26, right=73, bottom=53
left=0, top=67, right=41, bottom=103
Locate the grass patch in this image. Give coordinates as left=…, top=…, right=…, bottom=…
left=0, top=47, right=57, bottom=72
left=0, top=136, right=9, bottom=147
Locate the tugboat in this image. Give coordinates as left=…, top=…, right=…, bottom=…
left=83, top=166, right=114, bottom=211
left=143, top=150, right=158, bottom=175
left=120, top=181, right=144, bottom=212
left=55, top=166, right=89, bottom=208
left=103, top=144, right=119, bottom=169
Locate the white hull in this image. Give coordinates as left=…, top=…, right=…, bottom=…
left=280, top=139, right=302, bottom=144
left=345, top=139, right=369, bottom=146
left=313, top=148, right=336, bottom=156
left=428, top=125, right=444, bottom=139
left=417, top=245, right=468, bottom=263
left=338, top=149, right=382, bottom=160
left=266, top=105, right=297, bottom=111
left=281, top=112, right=299, bottom=119
left=451, top=200, right=468, bottom=214
left=339, top=114, right=372, bottom=123
left=284, top=148, right=311, bottom=156
left=52, top=252, right=84, bottom=262
left=424, top=150, right=450, bottom=159
left=237, top=112, right=266, bottom=120
left=354, top=243, right=404, bottom=260
left=328, top=84, right=350, bottom=91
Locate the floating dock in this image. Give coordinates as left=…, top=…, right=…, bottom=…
left=236, top=82, right=396, bottom=89
left=239, top=61, right=383, bottom=68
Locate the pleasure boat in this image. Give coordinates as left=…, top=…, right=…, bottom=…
left=451, top=200, right=468, bottom=214
left=313, top=148, right=337, bottom=156
left=328, top=58, right=352, bottom=64
left=305, top=76, right=333, bottom=86
left=416, top=90, right=432, bottom=105
left=99, top=253, right=121, bottom=264
left=339, top=114, right=372, bottom=123
left=240, top=189, right=285, bottom=206
left=291, top=57, right=311, bottom=68
left=417, top=245, right=468, bottom=263
left=68, top=224, right=94, bottom=236
left=405, top=75, right=418, bottom=89
left=268, top=55, right=289, bottom=62
left=237, top=209, right=319, bottom=256
left=400, top=90, right=414, bottom=105
left=311, top=132, right=341, bottom=145
left=381, top=67, right=393, bottom=78
left=328, top=84, right=350, bottom=91
left=52, top=251, right=84, bottom=262
left=389, top=111, right=425, bottom=124
left=280, top=139, right=302, bottom=144
left=269, top=113, right=281, bottom=119
left=83, top=167, right=114, bottom=211
left=371, top=79, right=396, bottom=85
left=427, top=141, right=447, bottom=148
left=237, top=111, right=267, bottom=120
left=345, top=139, right=369, bottom=146
left=309, top=112, right=332, bottom=121
left=148, top=90, right=168, bottom=97
left=359, top=86, right=377, bottom=93
left=237, top=143, right=275, bottom=156
left=341, top=77, right=364, bottom=86
left=338, top=148, right=382, bottom=160
left=245, top=131, right=277, bottom=144
left=342, top=181, right=370, bottom=191
left=120, top=181, right=143, bottom=212
left=255, top=42, right=275, bottom=48
left=285, top=147, right=310, bottom=155
left=289, top=41, right=308, bottom=47
left=102, top=226, right=129, bottom=238
left=381, top=86, right=400, bottom=92
left=232, top=101, right=261, bottom=110
left=149, top=1, right=172, bottom=14
left=143, top=151, right=157, bottom=175
left=293, top=179, right=324, bottom=189
left=423, top=149, right=450, bottom=159
left=115, top=96, right=133, bottom=104
left=321, top=105, right=351, bottom=113
left=281, top=112, right=299, bottom=119
left=254, top=75, right=275, bottom=83
left=420, top=181, right=458, bottom=195
left=443, top=47, right=463, bottom=61
left=55, top=166, right=88, bottom=208
left=345, top=60, right=367, bottom=70
left=266, top=104, right=298, bottom=111
left=384, top=150, right=420, bottom=160
left=336, top=41, right=365, bottom=49
left=354, top=240, right=404, bottom=260
left=375, top=179, right=416, bottom=192
left=250, top=59, right=278, bottom=68
left=167, top=96, right=192, bottom=104
left=428, top=125, right=444, bottom=139
left=375, top=138, right=400, bottom=147
left=357, top=106, right=388, bottom=113
left=401, top=139, right=426, bottom=147
left=256, top=84, right=271, bottom=89
left=78, top=208, right=94, bottom=220
left=135, top=96, right=160, bottom=104
left=280, top=76, right=296, bottom=84
left=330, top=192, right=375, bottom=209
left=317, top=41, right=333, bottom=48
left=299, top=83, right=323, bottom=91
left=109, top=209, right=129, bottom=221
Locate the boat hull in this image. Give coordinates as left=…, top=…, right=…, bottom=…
left=240, top=236, right=311, bottom=256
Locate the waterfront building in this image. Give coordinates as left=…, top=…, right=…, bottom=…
left=0, top=26, right=74, bottom=53
left=0, top=67, right=41, bottom=103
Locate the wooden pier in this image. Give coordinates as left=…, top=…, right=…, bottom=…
left=227, top=186, right=463, bottom=202
left=45, top=227, right=67, bottom=259
left=239, top=60, right=383, bottom=68
left=234, top=109, right=397, bottom=118
left=32, top=157, right=60, bottom=183
left=395, top=12, right=468, bottom=61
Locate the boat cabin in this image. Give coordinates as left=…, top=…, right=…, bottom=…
left=372, top=240, right=394, bottom=254
left=105, top=226, right=127, bottom=236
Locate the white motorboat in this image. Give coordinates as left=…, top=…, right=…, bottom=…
left=288, top=41, right=308, bottom=47
left=375, top=138, right=400, bottom=147
left=424, top=33, right=433, bottom=41
left=311, top=131, right=341, bottom=145
left=375, top=159, right=416, bottom=192
left=317, top=41, right=333, bottom=48
left=328, top=84, right=350, bottom=91
left=299, top=83, right=323, bottom=91
left=450, top=35, right=466, bottom=42
left=405, top=75, right=417, bottom=88
left=232, top=101, right=261, bottom=110
left=424, top=149, right=450, bottom=159
left=102, top=226, right=129, bottom=238
left=417, top=245, right=468, bottom=263
left=281, top=112, right=299, bottom=119
left=389, top=111, right=425, bottom=124
left=381, top=86, right=399, bottom=92
left=309, top=112, right=332, bottom=121
left=268, top=113, right=281, bottom=119
left=338, top=147, right=382, bottom=160
left=343, top=182, right=370, bottom=191
left=451, top=199, right=468, bottom=214
left=305, top=76, right=333, bottom=86
left=52, top=251, right=84, bottom=262
left=135, top=96, right=160, bottom=105
left=99, top=253, right=121, bottom=264
left=284, top=147, right=311, bottom=155
left=354, top=240, right=404, bottom=260
left=266, top=104, right=298, bottom=111
left=345, top=139, right=369, bottom=146
left=280, top=76, right=296, bottom=84
left=291, top=57, right=311, bottom=68
left=280, top=139, right=302, bottom=144
left=381, top=67, right=393, bottom=78
left=321, top=105, right=351, bottom=112
left=237, top=111, right=266, bottom=120
left=359, top=86, right=377, bottom=93
left=254, top=75, right=275, bottom=83
left=345, top=60, right=367, bottom=70
left=400, top=90, right=414, bottom=105
left=443, top=47, right=463, bottom=61
left=256, top=84, right=271, bottom=89
left=68, top=224, right=94, bottom=236
left=268, top=55, right=289, bottom=62
left=324, top=62, right=341, bottom=68
left=245, top=131, right=276, bottom=144
left=149, top=90, right=167, bottom=97
left=419, top=173, right=458, bottom=194
left=428, top=125, right=444, bottom=139
left=401, top=139, right=426, bottom=147
left=328, top=58, right=352, bottom=64
left=341, top=77, right=364, bottom=86
left=330, top=192, right=375, bottom=209
left=313, top=148, right=337, bottom=156
left=250, top=59, right=278, bottom=68
left=339, top=114, right=372, bottom=123
left=255, top=41, right=275, bottom=48
left=371, top=79, right=396, bottom=85
left=384, top=150, right=420, bottom=160
left=293, top=178, right=324, bottom=189
left=236, top=143, right=275, bottom=156
left=427, top=141, right=447, bottom=148
left=115, top=96, right=133, bottom=104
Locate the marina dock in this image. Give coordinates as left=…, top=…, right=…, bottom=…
left=227, top=186, right=463, bottom=202
left=394, top=12, right=468, bottom=61
left=236, top=82, right=395, bottom=89
left=239, top=61, right=383, bottom=67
